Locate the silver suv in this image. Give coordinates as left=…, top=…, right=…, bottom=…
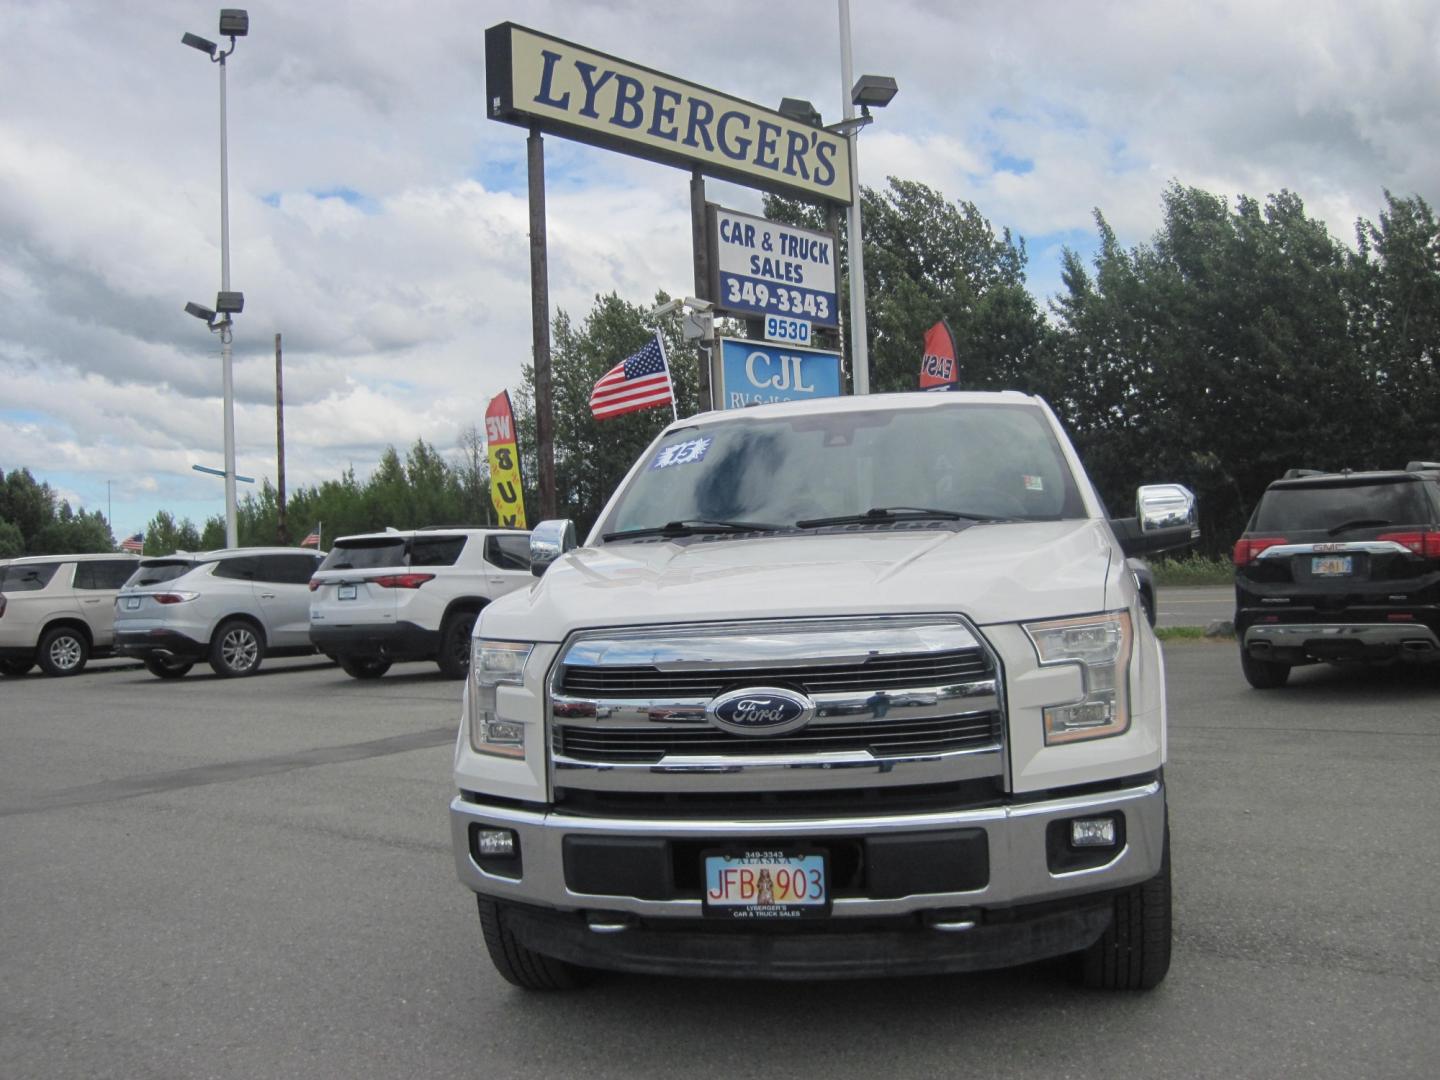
left=0, top=553, right=141, bottom=676
left=113, top=547, right=324, bottom=678
left=309, top=528, right=532, bottom=679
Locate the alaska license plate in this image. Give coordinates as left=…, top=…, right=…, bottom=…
left=1312, top=555, right=1353, bottom=577
left=702, top=848, right=828, bottom=919
left=338, top=584, right=357, bottom=600
left=124, top=597, right=140, bottom=610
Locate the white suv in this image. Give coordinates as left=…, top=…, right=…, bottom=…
left=113, top=547, right=324, bottom=678
left=0, top=553, right=141, bottom=676
left=309, top=528, right=532, bottom=679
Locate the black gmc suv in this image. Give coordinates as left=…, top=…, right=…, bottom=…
left=1233, top=464, right=1440, bottom=688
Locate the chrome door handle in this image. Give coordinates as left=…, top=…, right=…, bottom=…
left=261, top=593, right=277, bottom=599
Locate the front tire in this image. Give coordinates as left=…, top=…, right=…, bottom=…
left=477, top=897, right=594, bottom=991
left=1079, top=826, right=1171, bottom=990
left=144, top=654, right=194, bottom=679
left=339, top=655, right=391, bottom=680
left=209, top=619, right=264, bottom=678
left=1240, top=649, right=1291, bottom=689
left=37, top=626, right=89, bottom=677
left=0, top=658, right=35, bottom=677
left=437, top=610, right=479, bottom=679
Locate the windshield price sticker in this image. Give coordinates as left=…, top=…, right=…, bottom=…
left=764, top=314, right=811, bottom=345
left=650, top=436, right=713, bottom=471
left=712, top=207, right=839, bottom=328
left=702, top=849, right=829, bottom=919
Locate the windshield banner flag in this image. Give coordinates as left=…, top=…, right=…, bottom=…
left=918, top=320, right=960, bottom=392
left=484, top=391, right=527, bottom=529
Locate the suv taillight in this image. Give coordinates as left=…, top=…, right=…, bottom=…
left=308, top=578, right=320, bottom=592
left=1233, top=537, right=1288, bottom=565
left=154, top=592, right=197, bottom=604
left=1377, top=530, right=1440, bottom=558
left=368, top=573, right=436, bottom=589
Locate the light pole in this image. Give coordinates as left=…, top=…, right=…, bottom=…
left=836, top=0, right=897, bottom=395
left=182, top=9, right=248, bottom=549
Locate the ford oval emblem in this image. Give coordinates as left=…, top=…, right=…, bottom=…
left=707, top=686, right=815, bottom=737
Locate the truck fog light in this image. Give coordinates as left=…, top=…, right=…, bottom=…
left=476, top=828, right=518, bottom=858
left=1070, top=817, right=1118, bottom=847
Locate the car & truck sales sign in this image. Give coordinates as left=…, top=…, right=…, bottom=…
left=711, top=207, right=839, bottom=329
left=485, top=24, right=851, bottom=205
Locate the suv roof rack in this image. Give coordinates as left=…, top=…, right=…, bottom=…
left=1281, top=468, right=1327, bottom=479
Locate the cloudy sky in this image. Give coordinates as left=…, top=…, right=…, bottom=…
left=2, top=1, right=1436, bottom=542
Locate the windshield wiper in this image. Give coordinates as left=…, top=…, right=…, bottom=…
left=1327, top=518, right=1391, bottom=536
left=795, top=506, right=1006, bottom=529
left=602, top=519, right=784, bottom=541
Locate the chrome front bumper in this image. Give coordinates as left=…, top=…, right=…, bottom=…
left=450, top=778, right=1165, bottom=918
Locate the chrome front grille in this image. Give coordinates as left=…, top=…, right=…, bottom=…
left=548, top=616, right=1007, bottom=796
left=558, top=710, right=1000, bottom=762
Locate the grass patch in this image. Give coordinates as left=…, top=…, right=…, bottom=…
left=1156, top=625, right=1233, bottom=642
left=1150, top=554, right=1232, bottom=586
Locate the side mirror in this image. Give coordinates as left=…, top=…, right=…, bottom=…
left=1137, top=484, right=1197, bottom=532
left=1112, top=484, right=1201, bottom=558
left=529, top=519, right=577, bottom=577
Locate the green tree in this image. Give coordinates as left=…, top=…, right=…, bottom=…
left=142, top=510, right=203, bottom=555
left=0, top=517, right=23, bottom=557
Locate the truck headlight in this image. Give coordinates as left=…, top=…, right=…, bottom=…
left=469, top=639, right=534, bottom=758
left=1023, top=611, right=1133, bottom=745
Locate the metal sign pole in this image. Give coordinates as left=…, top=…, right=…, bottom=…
left=528, top=126, right=556, bottom=519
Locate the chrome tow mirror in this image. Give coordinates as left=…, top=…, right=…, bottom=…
left=529, top=519, right=577, bottom=577
left=1137, top=484, right=1198, bottom=534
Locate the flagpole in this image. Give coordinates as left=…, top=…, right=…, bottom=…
left=657, top=331, right=678, bottom=421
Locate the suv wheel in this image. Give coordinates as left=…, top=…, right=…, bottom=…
left=477, top=897, right=594, bottom=991
left=144, top=654, right=194, bottom=679
left=1240, top=649, right=1291, bottom=689
left=437, top=610, right=478, bottom=679
left=209, top=619, right=264, bottom=677
left=340, top=656, right=391, bottom=680
left=0, top=658, right=35, bottom=677
left=38, top=626, right=89, bottom=677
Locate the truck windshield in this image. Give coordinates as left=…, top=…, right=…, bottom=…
left=599, top=401, right=1085, bottom=540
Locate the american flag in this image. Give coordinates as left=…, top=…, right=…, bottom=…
left=120, top=533, right=144, bottom=553
left=589, top=333, right=676, bottom=421
left=300, top=526, right=322, bottom=548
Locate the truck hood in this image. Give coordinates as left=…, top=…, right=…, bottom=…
left=485, top=519, right=1117, bottom=642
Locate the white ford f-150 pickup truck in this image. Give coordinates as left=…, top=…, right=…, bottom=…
left=450, top=390, right=1196, bottom=990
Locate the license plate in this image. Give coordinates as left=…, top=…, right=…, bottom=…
left=338, top=584, right=357, bottom=600
left=702, top=848, right=828, bottom=919
left=1312, top=555, right=1353, bottom=576
left=124, top=597, right=140, bottom=610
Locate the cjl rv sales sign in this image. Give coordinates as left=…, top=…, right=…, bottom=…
left=711, top=207, right=839, bottom=328
left=718, top=338, right=842, bottom=409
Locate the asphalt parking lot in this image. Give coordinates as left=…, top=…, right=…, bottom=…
left=2, top=642, right=1437, bottom=1079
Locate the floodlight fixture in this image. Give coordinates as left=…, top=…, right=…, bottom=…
left=215, top=290, right=245, bottom=314
left=185, top=301, right=217, bottom=323
left=824, top=115, right=872, bottom=138
left=778, top=97, right=822, bottom=127
left=218, top=9, right=249, bottom=37
left=851, top=74, right=898, bottom=113
left=182, top=32, right=218, bottom=57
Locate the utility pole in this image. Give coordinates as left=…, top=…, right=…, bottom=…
left=528, top=125, right=556, bottom=519
left=275, top=332, right=287, bottom=545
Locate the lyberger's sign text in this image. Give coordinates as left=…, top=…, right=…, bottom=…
left=486, top=24, right=851, bottom=205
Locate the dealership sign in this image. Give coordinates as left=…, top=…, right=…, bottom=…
left=710, top=206, right=839, bottom=328
left=717, top=338, right=843, bottom=409
left=485, top=23, right=851, bottom=205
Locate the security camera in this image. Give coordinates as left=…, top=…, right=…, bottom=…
left=185, top=301, right=217, bottom=323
